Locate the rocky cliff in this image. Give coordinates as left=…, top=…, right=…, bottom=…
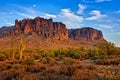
left=14, top=17, right=68, bottom=40
left=69, top=27, right=104, bottom=41
left=0, top=26, right=13, bottom=38
left=0, top=17, right=104, bottom=42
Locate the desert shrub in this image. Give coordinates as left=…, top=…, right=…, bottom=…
left=0, top=63, right=9, bottom=71
left=22, top=58, right=35, bottom=65
left=49, top=58, right=56, bottom=66
left=53, top=49, right=66, bottom=57
left=53, top=48, right=86, bottom=59
left=46, top=50, right=55, bottom=58
left=72, top=69, right=96, bottom=80
left=24, top=49, right=35, bottom=53
left=29, top=52, right=42, bottom=60
left=0, top=68, right=25, bottom=80
left=88, top=49, right=97, bottom=57
left=63, top=57, right=75, bottom=65
left=40, top=57, right=53, bottom=64
left=87, top=48, right=107, bottom=59
left=0, top=49, right=10, bottom=61
left=26, top=64, right=46, bottom=73
left=66, top=65, right=76, bottom=76
left=0, top=53, right=7, bottom=61
left=54, top=49, right=61, bottom=57
left=40, top=58, right=48, bottom=64
left=67, top=48, right=87, bottom=59
left=34, top=49, right=46, bottom=57
left=65, top=48, right=76, bottom=58
left=94, top=59, right=120, bottom=65
left=86, top=65, right=96, bottom=70
left=33, top=53, right=42, bottom=59
left=58, top=65, right=76, bottom=77
left=96, top=42, right=119, bottom=55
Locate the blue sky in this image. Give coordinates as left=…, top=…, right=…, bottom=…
left=0, top=0, right=120, bottom=46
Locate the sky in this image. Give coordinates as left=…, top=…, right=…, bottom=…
left=0, top=0, right=120, bottom=46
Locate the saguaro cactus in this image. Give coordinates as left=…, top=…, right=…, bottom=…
left=11, top=36, right=15, bottom=60
left=19, top=33, right=25, bottom=60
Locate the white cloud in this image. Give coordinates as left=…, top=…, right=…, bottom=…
left=99, top=24, right=113, bottom=29
left=13, top=11, right=35, bottom=18
left=82, top=0, right=112, bottom=3
left=11, top=6, right=44, bottom=19
left=59, top=9, right=83, bottom=28
left=77, top=4, right=86, bottom=14
left=82, top=0, right=94, bottom=3
left=6, top=22, right=14, bottom=26
left=32, top=4, right=36, bottom=7
left=44, top=13, right=56, bottom=19
left=86, top=10, right=106, bottom=20
left=96, top=0, right=112, bottom=2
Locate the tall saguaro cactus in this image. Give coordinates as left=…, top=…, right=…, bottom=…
left=11, top=36, right=15, bottom=60
left=19, top=33, right=25, bottom=60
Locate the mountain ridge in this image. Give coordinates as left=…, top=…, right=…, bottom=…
left=0, top=16, right=105, bottom=48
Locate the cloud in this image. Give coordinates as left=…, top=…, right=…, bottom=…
left=44, top=13, right=56, bottom=19
left=82, top=0, right=112, bottom=3
left=77, top=4, right=86, bottom=14
left=95, top=0, right=112, bottom=2
left=59, top=9, right=83, bottom=28
left=99, top=24, right=113, bottom=29
left=115, top=10, right=120, bottom=14
left=86, top=10, right=106, bottom=20
left=13, top=11, right=35, bottom=18
left=10, top=5, right=44, bottom=19
left=32, top=4, right=36, bottom=7
left=8, top=12, right=14, bottom=15
left=5, top=22, right=14, bottom=26
left=82, top=0, right=94, bottom=3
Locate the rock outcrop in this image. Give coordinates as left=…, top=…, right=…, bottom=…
left=0, top=17, right=104, bottom=42
left=14, top=17, right=68, bottom=40
left=69, top=27, right=104, bottom=41
left=0, top=26, right=13, bottom=38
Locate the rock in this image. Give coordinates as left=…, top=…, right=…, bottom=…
left=13, top=17, right=68, bottom=40
left=15, top=19, right=20, bottom=33
left=0, top=26, right=14, bottom=37
left=0, top=17, right=104, bottom=42
left=69, top=27, right=104, bottom=41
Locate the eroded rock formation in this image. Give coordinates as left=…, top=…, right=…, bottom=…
left=69, top=27, right=104, bottom=41
left=0, top=17, right=104, bottom=42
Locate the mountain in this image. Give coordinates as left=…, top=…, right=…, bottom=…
left=0, top=26, right=13, bottom=38
left=69, top=27, right=104, bottom=41
left=0, top=17, right=105, bottom=48
left=14, top=17, right=68, bottom=40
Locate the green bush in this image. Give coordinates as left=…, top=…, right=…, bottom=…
left=96, top=42, right=119, bottom=55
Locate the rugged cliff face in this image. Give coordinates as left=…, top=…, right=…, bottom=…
left=0, top=17, right=104, bottom=42
left=14, top=17, right=68, bottom=40
left=69, top=27, right=104, bottom=41
left=0, top=26, right=13, bottom=38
